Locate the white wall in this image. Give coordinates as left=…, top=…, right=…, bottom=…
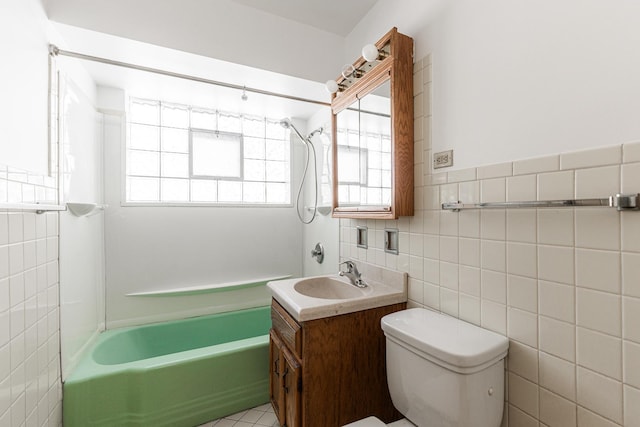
left=101, top=88, right=304, bottom=328
left=58, top=73, right=105, bottom=380
left=44, top=0, right=344, bottom=83
left=347, top=0, right=640, bottom=170
left=0, top=0, right=51, bottom=174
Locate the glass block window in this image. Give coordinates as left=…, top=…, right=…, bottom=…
left=336, top=128, right=391, bottom=207
left=126, top=98, right=291, bottom=205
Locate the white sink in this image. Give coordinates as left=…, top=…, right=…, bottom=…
left=267, top=262, right=407, bottom=322
left=293, top=276, right=373, bottom=299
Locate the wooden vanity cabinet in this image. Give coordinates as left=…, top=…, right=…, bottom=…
left=269, top=329, right=301, bottom=427
left=269, top=298, right=405, bottom=427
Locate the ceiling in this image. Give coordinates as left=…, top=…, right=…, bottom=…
left=228, top=0, right=378, bottom=37
left=45, top=0, right=380, bottom=122
left=52, top=23, right=331, bottom=121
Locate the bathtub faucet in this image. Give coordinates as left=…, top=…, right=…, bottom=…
left=339, top=261, right=367, bottom=288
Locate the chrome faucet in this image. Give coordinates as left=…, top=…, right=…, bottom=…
left=339, top=261, right=367, bottom=288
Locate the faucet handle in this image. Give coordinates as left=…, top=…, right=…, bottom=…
left=339, top=260, right=355, bottom=272
left=338, top=261, right=366, bottom=287
left=339, top=261, right=362, bottom=277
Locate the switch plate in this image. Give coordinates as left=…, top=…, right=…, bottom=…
left=434, top=150, right=453, bottom=169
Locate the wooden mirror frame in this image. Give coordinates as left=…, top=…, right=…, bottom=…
left=331, top=27, right=414, bottom=219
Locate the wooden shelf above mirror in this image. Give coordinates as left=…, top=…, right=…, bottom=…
left=331, top=28, right=414, bottom=220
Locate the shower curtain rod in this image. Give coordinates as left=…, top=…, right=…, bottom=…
left=49, top=44, right=331, bottom=107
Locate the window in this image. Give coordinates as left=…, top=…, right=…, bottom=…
left=336, top=128, right=391, bottom=206
left=190, top=130, right=243, bottom=180
left=125, top=98, right=291, bottom=205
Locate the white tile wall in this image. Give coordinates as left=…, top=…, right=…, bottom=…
left=513, top=155, right=559, bottom=176
left=539, top=387, right=576, bottom=427
left=0, top=163, right=61, bottom=427
left=339, top=55, right=640, bottom=426
left=0, top=211, right=61, bottom=427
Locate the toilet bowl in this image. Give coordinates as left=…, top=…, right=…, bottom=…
left=346, top=308, right=509, bottom=427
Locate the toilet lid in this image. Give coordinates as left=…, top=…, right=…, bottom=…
left=343, top=416, right=387, bottom=427
left=381, top=308, right=509, bottom=371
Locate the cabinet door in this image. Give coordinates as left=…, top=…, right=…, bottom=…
left=269, top=330, right=286, bottom=424
left=282, top=346, right=302, bottom=427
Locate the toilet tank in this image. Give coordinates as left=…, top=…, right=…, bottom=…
left=381, top=309, right=509, bottom=427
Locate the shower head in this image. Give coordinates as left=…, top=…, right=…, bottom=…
left=279, top=118, right=292, bottom=129
left=280, top=118, right=323, bottom=141
left=279, top=118, right=306, bottom=142
left=307, top=127, right=323, bottom=139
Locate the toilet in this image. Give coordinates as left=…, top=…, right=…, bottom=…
left=346, top=308, right=509, bottom=427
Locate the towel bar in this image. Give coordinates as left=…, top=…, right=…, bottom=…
left=442, top=193, right=640, bottom=212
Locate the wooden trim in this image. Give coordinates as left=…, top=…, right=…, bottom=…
left=331, top=210, right=396, bottom=220
left=282, top=346, right=302, bottom=427
left=331, top=28, right=414, bottom=220
left=269, top=330, right=286, bottom=425
left=390, top=31, right=415, bottom=217
left=271, top=299, right=302, bottom=357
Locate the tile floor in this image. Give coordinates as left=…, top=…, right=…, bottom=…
left=196, top=403, right=279, bottom=427
left=195, top=403, right=415, bottom=427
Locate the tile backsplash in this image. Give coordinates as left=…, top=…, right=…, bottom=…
left=340, top=54, right=640, bottom=426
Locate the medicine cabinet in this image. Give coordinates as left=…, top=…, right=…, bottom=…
left=331, top=28, right=414, bottom=219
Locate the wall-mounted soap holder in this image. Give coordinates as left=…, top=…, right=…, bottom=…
left=384, top=228, right=399, bottom=254
left=356, top=226, right=368, bottom=249
left=66, top=202, right=108, bottom=217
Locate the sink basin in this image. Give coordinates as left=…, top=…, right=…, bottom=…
left=267, top=265, right=407, bottom=322
left=293, top=277, right=372, bottom=299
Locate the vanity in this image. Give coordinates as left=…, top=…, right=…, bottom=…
left=267, top=263, right=407, bottom=427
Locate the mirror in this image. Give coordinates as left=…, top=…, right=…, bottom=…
left=335, top=80, right=392, bottom=208
left=330, top=28, right=414, bottom=219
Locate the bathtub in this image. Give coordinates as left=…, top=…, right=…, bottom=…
left=63, top=306, right=272, bottom=427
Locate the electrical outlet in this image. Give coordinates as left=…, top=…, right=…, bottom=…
left=434, top=150, right=453, bottom=169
